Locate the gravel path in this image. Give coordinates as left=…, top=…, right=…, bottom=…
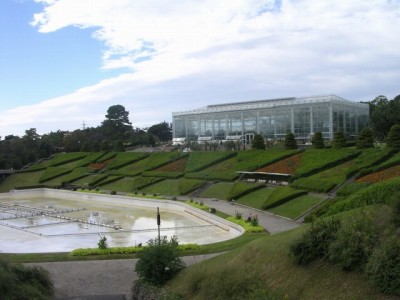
left=27, top=198, right=301, bottom=299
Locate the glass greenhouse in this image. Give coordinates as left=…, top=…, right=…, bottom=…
left=172, top=95, right=369, bottom=144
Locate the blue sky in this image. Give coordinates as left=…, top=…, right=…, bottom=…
left=0, top=0, right=399, bottom=137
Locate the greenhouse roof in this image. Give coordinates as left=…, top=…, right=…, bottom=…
left=172, top=94, right=368, bottom=116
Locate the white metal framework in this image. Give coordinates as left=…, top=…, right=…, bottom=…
left=172, top=94, right=369, bottom=144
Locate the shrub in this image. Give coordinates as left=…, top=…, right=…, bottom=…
left=332, top=131, right=346, bottom=148
left=0, top=258, right=54, bottom=299
left=290, top=217, right=341, bottom=265
left=252, top=134, right=266, bottom=150
left=387, top=124, right=400, bottom=149
left=312, top=131, right=324, bottom=149
left=135, top=236, right=185, bottom=286
left=356, top=128, right=374, bottom=149
left=328, top=212, right=378, bottom=271
left=366, top=234, right=400, bottom=295
left=98, top=236, right=108, bottom=249
left=284, top=131, right=297, bottom=149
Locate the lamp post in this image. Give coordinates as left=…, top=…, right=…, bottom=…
left=157, top=207, right=161, bottom=244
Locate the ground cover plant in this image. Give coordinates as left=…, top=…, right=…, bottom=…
left=293, top=148, right=360, bottom=179
left=235, top=148, right=300, bottom=171
left=59, top=166, right=97, bottom=184
left=336, top=182, right=371, bottom=197
left=256, top=152, right=303, bottom=174
left=356, top=164, right=400, bottom=183
left=47, top=152, right=88, bottom=167
left=262, top=186, right=308, bottom=210
left=0, top=258, right=54, bottom=299
left=178, top=178, right=205, bottom=195
left=38, top=167, right=72, bottom=183
left=106, top=152, right=149, bottom=170
left=268, top=194, right=324, bottom=219
left=168, top=224, right=389, bottom=300
left=70, top=173, right=108, bottom=187
left=96, top=151, right=118, bottom=162
left=0, top=170, right=45, bottom=192
left=291, top=160, right=354, bottom=192
left=142, top=171, right=184, bottom=178
left=357, top=150, right=400, bottom=178
left=155, top=156, right=188, bottom=172
left=185, top=156, right=239, bottom=181
left=236, top=187, right=275, bottom=210
left=185, top=151, right=236, bottom=172
left=141, top=179, right=181, bottom=195
left=199, top=182, right=234, bottom=200
left=323, top=177, right=400, bottom=216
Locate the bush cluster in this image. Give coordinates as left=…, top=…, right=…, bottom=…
left=0, top=258, right=54, bottom=299
left=291, top=204, right=400, bottom=296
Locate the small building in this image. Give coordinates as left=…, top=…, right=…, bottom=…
left=172, top=94, right=369, bottom=143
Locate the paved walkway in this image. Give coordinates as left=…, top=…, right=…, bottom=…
left=178, top=196, right=301, bottom=234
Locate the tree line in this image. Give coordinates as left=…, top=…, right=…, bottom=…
left=0, top=105, right=172, bottom=169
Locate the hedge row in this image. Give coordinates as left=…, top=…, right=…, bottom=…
left=70, top=243, right=200, bottom=256
left=227, top=182, right=265, bottom=200
left=38, top=167, right=72, bottom=183
left=142, top=171, right=184, bottom=179
left=48, top=152, right=88, bottom=167
left=262, top=186, right=308, bottom=210
left=185, top=151, right=237, bottom=172
left=324, top=177, right=400, bottom=216
left=106, top=152, right=150, bottom=170
left=184, top=171, right=239, bottom=182
left=96, top=176, right=124, bottom=187
left=293, top=149, right=361, bottom=180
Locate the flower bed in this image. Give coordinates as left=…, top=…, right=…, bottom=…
left=256, top=152, right=303, bottom=174
left=356, top=165, right=400, bottom=183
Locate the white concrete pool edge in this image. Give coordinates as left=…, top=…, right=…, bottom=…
left=3, top=188, right=245, bottom=237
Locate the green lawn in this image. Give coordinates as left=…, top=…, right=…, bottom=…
left=236, top=187, right=274, bottom=210
left=200, top=182, right=234, bottom=200
left=0, top=170, right=45, bottom=192
left=141, top=179, right=180, bottom=195
left=268, top=194, right=324, bottom=219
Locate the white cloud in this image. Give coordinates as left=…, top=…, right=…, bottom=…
left=1, top=0, right=399, bottom=137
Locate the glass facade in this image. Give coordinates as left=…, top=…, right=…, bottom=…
left=172, top=95, right=369, bottom=143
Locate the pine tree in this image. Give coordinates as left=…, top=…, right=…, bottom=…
left=252, top=134, right=266, bottom=150
left=284, top=131, right=297, bottom=149
left=332, top=131, right=346, bottom=148
left=312, top=132, right=324, bottom=149
left=387, top=124, right=400, bottom=149
left=356, top=128, right=374, bottom=149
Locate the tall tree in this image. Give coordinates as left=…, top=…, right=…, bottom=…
left=252, top=134, right=266, bottom=150
left=387, top=124, right=400, bottom=150
left=284, top=131, right=297, bottom=149
left=101, top=105, right=132, bottom=141
left=312, top=132, right=324, bottom=149
left=356, top=128, right=374, bottom=149
left=147, top=121, right=172, bottom=142
left=332, top=131, right=346, bottom=148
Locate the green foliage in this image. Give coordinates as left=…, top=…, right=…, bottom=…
left=226, top=217, right=265, bottom=233
left=366, top=234, right=400, bottom=295
left=336, top=182, right=371, bottom=197
left=356, top=128, right=374, bottom=149
left=185, top=151, right=236, bottom=172
left=0, top=258, right=54, bottom=299
left=328, top=212, right=378, bottom=271
left=251, top=134, right=266, bottom=150
left=227, top=182, right=264, bottom=200
left=294, top=148, right=360, bottom=178
left=131, top=280, right=183, bottom=300
left=262, top=186, right=308, bottom=210
left=332, top=131, right=346, bottom=148
left=290, top=217, right=341, bottom=265
left=178, top=178, right=204, bottom=195
left=236, top=188, right=274, bottom=210
left=38, top=166, right=71, bottom=183
left=386, top=124, right=400, bottom=149
left=135, top=236, right=185, bottom=286
left=325, top=177, right=400, bottom=215
left=236, top=149, right=299, bottom=171
left=60, top=167, right=94, bottom=184
left=268, top=194, right=323, bottom=220
left=312, top=131, right=324, bottom=149
left=200, top=182, right=234, bottom=200
left=98, top=236, right=108, bottom=249
left=184, top=171, right=238, bottom=181
left=143, top=171, right=184, bottom=179
left=48, top=152, right=87, bottom=167
left=284, top=131, right=297, bottom=149
left=106, top=152, right=149, bottom=170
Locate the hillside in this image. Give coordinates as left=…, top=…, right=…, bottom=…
left=1, top=147, right=399, bottom=299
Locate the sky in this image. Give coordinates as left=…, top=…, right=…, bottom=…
left=0, top=0, right=399, bottom=138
